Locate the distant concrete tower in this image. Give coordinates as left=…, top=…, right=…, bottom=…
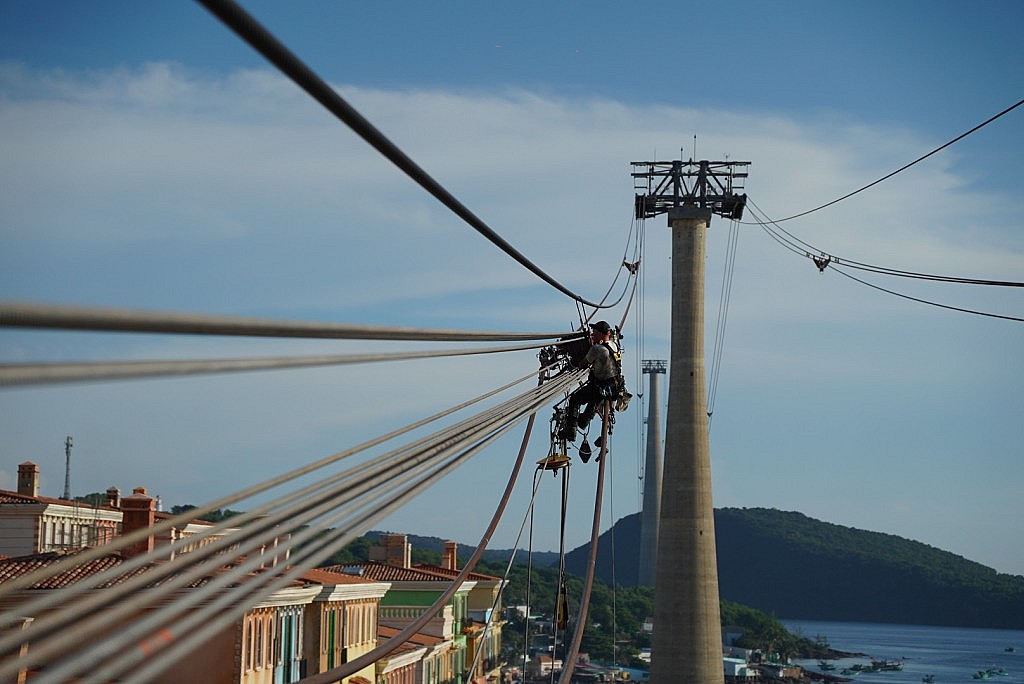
left=638, top=360, right=666, bottom=587
left=62, top=436, right=72, bottom=500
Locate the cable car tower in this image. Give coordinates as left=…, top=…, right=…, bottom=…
left=631, top=158, right=749, bottom=684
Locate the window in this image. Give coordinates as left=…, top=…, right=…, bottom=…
left=255, top=616, right=264, bottom=669
left=243, top=619, right=252, bottom=672
left=272, top=614, right=279, bottom=666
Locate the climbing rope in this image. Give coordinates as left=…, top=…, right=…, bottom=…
left=557, top=401, right=612, bottom=684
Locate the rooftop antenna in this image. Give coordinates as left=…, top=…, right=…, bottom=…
left=62, top=435, right=73, bottom=500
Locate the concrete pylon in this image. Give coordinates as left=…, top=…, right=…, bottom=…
left=650, top=207, right=723, bottom=684
left=638, top=360, right=666, bottom=587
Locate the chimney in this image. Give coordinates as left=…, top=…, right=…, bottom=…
left=17, top=462, right=39, bottom=497
left=105, top=486, right=121, bottom=508
left=373, top=533, right=411, bottom=568
left=120, top=486, right=156, bottom=557
left=443, top=541, right=458, bottom=570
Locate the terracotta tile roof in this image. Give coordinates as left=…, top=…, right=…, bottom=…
left=0, top=550, right=310, bottom=591
left=412, top=564, right=501, bottom=582
left=322, top=561, right=450, bottom=583
left=0, top=488, right=120, bottom=512
left=300, top=567, right=379, bottom=585
left=0, top=550, right=151, bottom=589
left=379, top=624, right=444, bottom=647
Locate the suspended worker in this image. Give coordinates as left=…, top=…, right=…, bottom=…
left=560, top=320, right=627, bottom=441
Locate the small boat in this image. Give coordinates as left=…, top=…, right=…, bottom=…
left=921, top=675, right=935, bottom=683
left=841, top=669, right=860, bottom=676
left=973, top=671, right=991, bottom=680
left=819, top=661, right=837, bottom=671
left=1005, top=647, right=1015, bottom=653
left=871, top=659, right=904, bottom=672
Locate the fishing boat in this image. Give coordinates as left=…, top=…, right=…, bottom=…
left=871, top=659, right=904, bottom=672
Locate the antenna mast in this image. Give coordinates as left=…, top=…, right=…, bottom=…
left=62, top=435, right=73, bottom=500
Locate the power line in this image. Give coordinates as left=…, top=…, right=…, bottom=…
left=745, top=97, right=1024, bottom=224
left=195, top=0, right=610, bottom=309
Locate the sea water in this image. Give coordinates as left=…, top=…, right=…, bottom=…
left=785, top=620, right=1024, bottom=684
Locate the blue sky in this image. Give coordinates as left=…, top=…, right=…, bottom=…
left=1, top=1, right=1022, bottom=575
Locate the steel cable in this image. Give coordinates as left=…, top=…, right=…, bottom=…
left=831, top=267, right=1024, bottom=323
left=708, top=217, right=741, bottom=424
left=0, top=339, right=571, bottom=387
left=0, top=301, right=571, bottom=341
left=95, top=423, right=518, bottom=684
left=10, top=371, right=577, bottom=683
left=747, top=200, right=1024, bottom=288
left=0, top=364, right=559, bottom=603
left=193, top=0, right=608, bottom=309
left=744, top=97, right=1024, bottom=224
left=1, top=377, right=548, bottom=674
left=747, top=203, right=1024, bottom=323
left=125, top=379, right=566, bottom=684
left=0, top=369, right=576, bottom=667
left=306, top=410, right=543, bottom=684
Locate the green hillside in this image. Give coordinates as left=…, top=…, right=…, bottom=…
left=714, top=507, right=1024, bottom=628
left=371, top=508, right=1024, bottom=628
left=563, top=508, right=1024, bottom=628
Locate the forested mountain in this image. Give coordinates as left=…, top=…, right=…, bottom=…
left=367, top=508, right=1024, bottom=628
left=558, top=508, right=1024, bottom=629
left=714, top=507, right=1024, bottom=628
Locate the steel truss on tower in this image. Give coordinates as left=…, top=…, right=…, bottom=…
left=631, top=159, right=750, bottom=221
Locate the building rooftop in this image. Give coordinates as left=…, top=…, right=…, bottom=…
left=378, top=624, right=445, bottom=648
left=0, top=550, right=151, bottom=589
left=300, top=566, right=380, bottom=585
left=0, top=489, right=119, bottom=512
left=324, top=561, right=455, bottom=583
left=0, top=549, right=321, bottom=591
left=412, top=563, right=502, bottom=582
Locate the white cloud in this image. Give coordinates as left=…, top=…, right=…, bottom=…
left=2, top=62, right=1022, bottom=572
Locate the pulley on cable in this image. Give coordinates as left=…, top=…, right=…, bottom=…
left=537, top=408, right=572, bottom=473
